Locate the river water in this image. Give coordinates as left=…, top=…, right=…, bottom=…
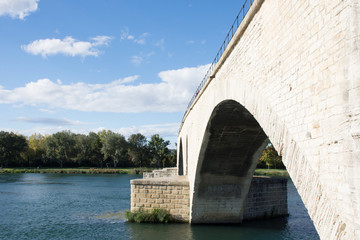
left=0, top=174, right=319, bottom=240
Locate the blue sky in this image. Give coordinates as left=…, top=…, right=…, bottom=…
left=0, top=0, right=246, bottom=147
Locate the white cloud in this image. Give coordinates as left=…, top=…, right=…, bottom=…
left=134, top=33, right=149, bottom=45
left=131, top=56, right=143, bottom=65
left=113, top=122, right=179, bottom=148
left=120, top=28, right=132, bottom=40
left=0, top=64, right=210, bottom=113
left=2, top=126, right=90, bottom=137
left=21, top=36, right=113, bottom=58
left=116, top=123, right=179, bottom=139
left=1, top=122, right=179, bottom=147
left=91, top=36, right=112, bottom=46
left=14, top=117, right=86, bottom=126
left=112, top=77, right=137, bottom=85
left=127, top=35, right=134, bottom=40
left=155, top=38, right=165, bottom=52
left=0, top=0, right=39, bottom=20
left=121, top=28, right=149, bottom=45
left=39, top=108, right=56, bottom=114
left=131, top=52, right=155, bottom=66
left=187, top=40, right=206, bottom=45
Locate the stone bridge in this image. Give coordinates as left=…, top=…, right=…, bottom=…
left=177, top=0, right=360, bottom=239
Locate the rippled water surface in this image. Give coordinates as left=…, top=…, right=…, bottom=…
left=0, top=174, right=319, bottom=240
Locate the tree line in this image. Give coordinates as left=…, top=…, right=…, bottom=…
left=0, top=130, right=176, bottom=169
left=0, top=130, right=284, bottom=170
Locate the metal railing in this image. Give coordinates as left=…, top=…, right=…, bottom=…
left=183, top=0, right=254, bottom=118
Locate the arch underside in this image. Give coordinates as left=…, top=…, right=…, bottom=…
left=191, top=100, right=269, bottom=223
left=178, top=139, right=184, bottom=175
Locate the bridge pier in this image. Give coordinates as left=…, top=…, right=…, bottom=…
left=191, top=175, right=249, bottom=223
left=130, top=169, right=288, bottom=223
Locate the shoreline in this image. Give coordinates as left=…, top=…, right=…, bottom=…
left=0, top=168, right=289, bottom=177
left=0, top=167, right=154, bottom=175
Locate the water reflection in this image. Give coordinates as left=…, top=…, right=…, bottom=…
left=127, top=223, right=194, bottom=240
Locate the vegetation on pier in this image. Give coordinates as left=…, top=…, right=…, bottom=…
left=125, top=208, right=174, bottom=223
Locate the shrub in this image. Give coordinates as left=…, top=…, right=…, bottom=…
left=125, top=207, right=173, bottom=223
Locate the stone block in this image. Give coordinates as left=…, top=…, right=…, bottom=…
left=156, top=199, right=164, bottom=204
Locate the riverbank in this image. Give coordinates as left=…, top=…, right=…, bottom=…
left=0, top=167, right=154, bottom=175
left=0, top=167, right=289, bottom=177
left=254, top=168, right=289, bottom=178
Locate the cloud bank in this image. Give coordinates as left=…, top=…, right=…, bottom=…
left=21, top=36, right=112, bottom=58
left=0, top=64, right=210, bottom=113
left=0, top=0, right=39, bottom=20
left=2, top=122, right=179, bottom=139
left=14, top=117, right=86, bottom=126
left=116, top=123, right=179, bottom=139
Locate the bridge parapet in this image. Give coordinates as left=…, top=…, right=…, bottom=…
left=181, top=0, right=262, bottom=129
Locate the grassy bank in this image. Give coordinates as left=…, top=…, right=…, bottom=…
left=254, top=168, right=289, bottom=178
left=0, top=167, right=154, bottom=175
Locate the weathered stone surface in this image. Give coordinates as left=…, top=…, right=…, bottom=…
left=242, top=177, right=288, bottom=220
left=143, top=168, right=178, bottom=179
left=130, top=175, right=288, bottom=223
left=130, top=176, right=190, bottom=222
left=178, top=0, right=360, bottom=239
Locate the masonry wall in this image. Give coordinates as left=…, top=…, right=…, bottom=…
left=130, top=177, right=190, bottom=222
left=242, top=177, right=288, bottom=220
left=130, top=176, right=287, bottom=222
left=142, top=167, right=178, bottom=179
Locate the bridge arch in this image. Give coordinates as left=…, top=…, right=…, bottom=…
left=191, top=99, right=269, bottom=223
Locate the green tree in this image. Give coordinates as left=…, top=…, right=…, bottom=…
left=258, top=144, right=285, bottom=169
left=24, top=133, right=46, bottom=167
left=166, top=149, right=177, bottom=168
left=75, top=132, right=103, bottom=167
left=148, top=134, right=170, bottom=168
left=128, top=133, right=149, bottom=167
left=44, top=131, right=76, bottom=168
left=101, top=132, right=128, bottom=168
left=74, top=134, right=90, bottom=166
left=44, top=134, right=57, bottom=166
left=98, top=129, right=113, bottom=145
left=88, top=132, right=104, bottom=167
left=0, top=131, right=28, bottom=168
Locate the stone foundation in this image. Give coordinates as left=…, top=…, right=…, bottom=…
left=142, top=167, right=178, bottom=179
left=130, top=175, right=287, bottom=223
left=130, top=176, right=190, bottom=222
left=243, top=176, right=288, bottom=220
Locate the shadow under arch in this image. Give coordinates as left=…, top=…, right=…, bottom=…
left=178, top=138, right=184, bottom=175
left=191, top=99, right=269, bottom=223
